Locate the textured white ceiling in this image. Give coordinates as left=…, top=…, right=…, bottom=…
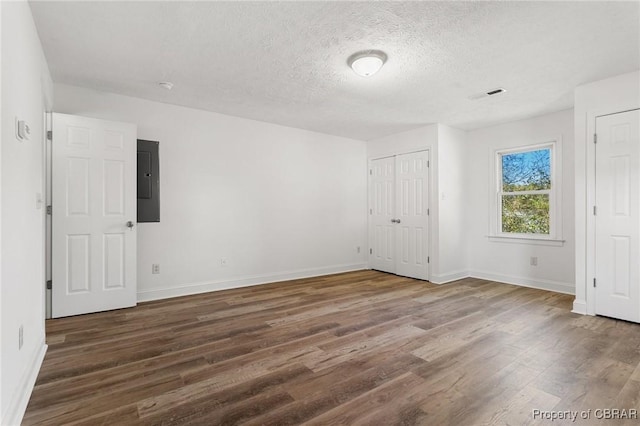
left=30, top=1, right=640, bottom=140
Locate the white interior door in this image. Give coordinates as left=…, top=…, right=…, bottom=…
left=595, top=109, right=640, bottom=323
left=52, top=113, right=137, bottom=318
left=395, top=151, right=429, bottom=280
left=370, top=156, right=396, bottom=273
left=369, top=151, right=429, bottom=280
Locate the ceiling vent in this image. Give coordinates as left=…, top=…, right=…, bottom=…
left=469, top=87, right=507, bottom=100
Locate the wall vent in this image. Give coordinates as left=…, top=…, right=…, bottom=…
left=486, top=88, right=506, bottom=95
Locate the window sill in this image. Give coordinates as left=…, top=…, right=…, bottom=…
left=487, top=235, right=565, bottom=247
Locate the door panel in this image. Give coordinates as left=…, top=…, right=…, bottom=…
left=369, top=151, right=429, bottom=280
left=52, top=113, right=137, bottom=318
left=370, top=156, right=396, bottom=273
left=395, top=151, right=429, bottom=280
left=595, top=109, right=640, bottom=322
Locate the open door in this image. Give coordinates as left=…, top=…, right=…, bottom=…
left=52, top=113, right=137, bottom=318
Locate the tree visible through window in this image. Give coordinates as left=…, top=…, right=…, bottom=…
left=499, top=147, right=551, bottom=234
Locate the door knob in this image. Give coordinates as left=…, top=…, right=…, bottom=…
left=396, top=219, right=401, bottom=224
left=126, top=221, right=135, bottom=229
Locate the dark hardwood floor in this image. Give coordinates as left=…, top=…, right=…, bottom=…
left=23, top=270, right=640, bottom=425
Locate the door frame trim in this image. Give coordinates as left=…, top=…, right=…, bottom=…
left=44, top=111, right=53, bottom=319
left=367, top=149, right=431, bottom=281
left=585, top=106, right=640, bottom=316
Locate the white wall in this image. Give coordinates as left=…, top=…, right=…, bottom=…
left=0, top=1, right=3, bottom=420
left=436, top=125, right=468, bottom=282
left=466, top=109, right=575, bottom=294
left=53, top=84, right=368, bottom=301
left=573, top=70, right=640, bottom=315
left=367, top=124, right=439, bottom=160
left=1, top=1, right=52, bottom=424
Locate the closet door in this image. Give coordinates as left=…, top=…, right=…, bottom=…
left=369, top=151, right=429, bottom=280
left=370, top=156, right=396, bottom=273
left=594, top=109, right=640, bottom=323
left=395, top=151, right=430, bottom=280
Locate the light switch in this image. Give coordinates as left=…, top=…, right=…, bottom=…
left=16, top=118, right=31, bottom=141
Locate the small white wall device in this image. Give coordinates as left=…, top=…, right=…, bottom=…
left=16, top=118, right=31, bottom=141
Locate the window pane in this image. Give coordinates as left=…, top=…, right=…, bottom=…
left=502, top=148, right=551, bottom=191
left=502, top=194, right=549, bottom=234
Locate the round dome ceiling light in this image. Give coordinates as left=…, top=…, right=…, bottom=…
left=158, top=81, right=174, bottom=90
left=347, top=50, right=387, bottom=77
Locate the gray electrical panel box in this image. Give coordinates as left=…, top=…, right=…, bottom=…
left=137, top=140, right=160, bottom=222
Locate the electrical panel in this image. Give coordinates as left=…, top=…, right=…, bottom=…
left=137, top=139, right=160, bottom=222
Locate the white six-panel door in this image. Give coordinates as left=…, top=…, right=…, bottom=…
left=52, top=113, right=137, bottom=318
left=395, top=151, right=429, bottom=280
left=595, top=109, right=640, bottom=323
left=369, top=151, right=429, bottom=280
left=370, top=156, right=396, bottom=274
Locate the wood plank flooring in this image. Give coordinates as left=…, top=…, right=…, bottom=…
left=24, top=270, right=640, bottom=425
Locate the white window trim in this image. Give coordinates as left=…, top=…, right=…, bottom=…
left=489, top=139, right=563, bottom=244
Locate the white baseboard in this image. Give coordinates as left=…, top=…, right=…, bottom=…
left=430, top=270, right=469, bottom=284
left=468, top=269, right=575, bottom=295
left=2, top=340, right=48, bottom=426
left=572, top=299, right=587, bottom=315
left=137, top=263, right=368, bottom=302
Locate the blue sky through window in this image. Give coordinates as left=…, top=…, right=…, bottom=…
left=501, top=148, right=551, bottom=191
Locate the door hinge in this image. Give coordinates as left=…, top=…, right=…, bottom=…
left=47, top=130, right=52, bottom=141
left=369, top=169, right=372, bottom=175
left=593, top=133, right=597, bottom=144
left=427, top=208, right=430, bottom=216
left=427, top=256, right=430, bottom=264
left=46, top=205, right=52, bottom=215
left=369, top=248, right=372, bottom=255
left=593, top=278, right=596, bottom=288
left=427, top=160, right=430, bottom=168
left=593, top=205, right=597, bottom=216
left=46, top=280, right=52, bottom=290
left=369, top=208, right=372, bottom=215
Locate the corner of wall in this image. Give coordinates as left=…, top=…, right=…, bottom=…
left=571, top=299, right=587, bottom=315
left=430, top=270, right=469, bottom=285
left=1, top=1, right=51, bottom=422
left=1, top=341, right=47, bottom=426
left=573, top=70, right=640, bottom=316
left=434, top=123, right=468, bottom=279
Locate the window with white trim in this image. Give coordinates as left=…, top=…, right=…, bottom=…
left=493, top=142, right=560, bottom=240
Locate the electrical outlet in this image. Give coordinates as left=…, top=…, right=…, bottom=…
left=220, top=257, right=228, bottom=267
left=530, top=257, right=538, bottom=266
left=19, top=325, right=24, bottom=350
left=152, top=264, right=160, bottom=274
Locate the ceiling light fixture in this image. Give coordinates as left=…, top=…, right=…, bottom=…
left=347, top=50, right=387, bottom=77
left=158, top=81, right=174, bottom=90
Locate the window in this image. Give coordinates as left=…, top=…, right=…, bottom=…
left=492, top=141, right=561, bottom=242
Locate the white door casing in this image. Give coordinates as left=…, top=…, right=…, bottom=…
left=369, top=151, right=429, bottom=280
left=52, top=113, right=137, bottom=318
left=594, top=109, right=640, bottom=323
